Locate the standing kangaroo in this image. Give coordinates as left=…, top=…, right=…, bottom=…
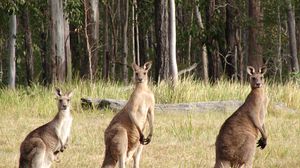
left=214, top=66, right=268, bottom=168
left=19, top=88, right=74, bottom=168
left=101, top=61, right=155, bottom=168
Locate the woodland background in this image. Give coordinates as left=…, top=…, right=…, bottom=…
left=0, top=0, right=300, bottom=88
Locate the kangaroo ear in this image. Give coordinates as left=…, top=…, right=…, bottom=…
left=67, top=91, right=74, bottom=98
left=55, top=87, right=62, bottom=97
left=247, top=66, right=255, bottom=75
left=143, top=61, right=152, bottom=71
left=260, top=66, right=267, bottom=75
left=131, top=62, right=140, bottom=71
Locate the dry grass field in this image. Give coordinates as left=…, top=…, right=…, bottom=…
left=0, top=80, right=300, bottom=167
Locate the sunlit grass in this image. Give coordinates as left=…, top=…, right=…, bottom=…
left=0, top=79, right=299, bottom=167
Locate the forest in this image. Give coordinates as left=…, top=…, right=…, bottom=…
left=0, top=0, right=300, bottom=88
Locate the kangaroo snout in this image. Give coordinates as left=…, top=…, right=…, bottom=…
left=61, top=104, right=67, bottom=110
left=255, top=82, right=262, bottom=88
left=137, top=78, right=143, bottom=82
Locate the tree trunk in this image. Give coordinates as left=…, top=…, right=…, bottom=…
left=132, top=0, right=140, bottom=65
left=297, top=1, right=300, bottom=57
left=286, top=0, right=299, bottom=72
left=84, top=0, right=94, bottom=80
left=103, top=2, right=109, bottom=81
left=194, top=4, right=209, bottom=83
left=0, top=30, right=3, bottom=83
left=155, top=0, right=169, bottom=83
left=188, top=10, right=194, bottom=66
left=22, top=7, right=34, bottom=86
left=64, top=15, right=72, bottom=82
left=108, top=1, right=117, bottom=81
left=121, top=0, right=129, bottom=84
left=277, top=6, right=282, bottom=82
left=86, top=0, right=100, bottom=77
left=8, top=14, right=17, bottom=89
left=169, top=0, right=178, bottom=86
left=297, top=22, right=300, bottom=59
left=132, top=0, right=136, bottom=65
left=206, top=0, right=221, bottom=82
left=40, top=21, right=49, bottom=85
left=248, top=0, right=263, bottom=69
left=225, top=0, right=237, bottom=80
left=50, top=0, right=65, bottom=83
left=236, top=28, right=244, bottom=82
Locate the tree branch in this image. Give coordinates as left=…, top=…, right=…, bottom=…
left=178, top=63, right=198, bottom=76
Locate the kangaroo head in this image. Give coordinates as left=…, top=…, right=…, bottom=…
left=132, top=61, right=152, bottom=84
left=247, top=66, right=267, bottom=89
left=55, top=88, right=73, bottom=111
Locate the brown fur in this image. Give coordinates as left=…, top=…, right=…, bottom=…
left=214, top=66, right=268, bottom=168
left=101, top=61, right=155, bottom=168
left=19, top=88, right=74, bottom=168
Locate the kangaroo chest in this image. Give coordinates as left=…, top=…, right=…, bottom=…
left=57, top=116, right=73, bottom=145
left=137, top=102, right=148, bottom=125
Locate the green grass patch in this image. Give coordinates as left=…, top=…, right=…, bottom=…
left=0, top=79, right=299, bottom=167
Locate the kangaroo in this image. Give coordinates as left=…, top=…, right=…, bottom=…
left=101, top=61, right=155, bottom=168
left=19, top=88, right=74, bottom=168
left=214, top=66, right=268, bottom=168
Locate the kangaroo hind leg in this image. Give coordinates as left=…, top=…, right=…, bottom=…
left=214, top=159, right=231, bottom=168
left=115, top=129, right=128, bottom=168
left=133, top=144, right=143, bottom=168
left=30, top=138, right=47, bottom=168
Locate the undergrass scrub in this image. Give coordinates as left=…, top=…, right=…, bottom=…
left=0, top=79, right=300, bottom=167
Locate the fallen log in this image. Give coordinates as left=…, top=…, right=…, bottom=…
left=81, top=97, right=298, bottom=113
left=81, top=98, right=244, bottom=113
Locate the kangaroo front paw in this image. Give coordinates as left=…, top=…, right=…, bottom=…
left=139, top=134, right=145, bottom=144
left=140, top=135, right=151, bottom=145
left=60, top=143, right=68, bottom=152
left=257, top=137, right=267, bottom=149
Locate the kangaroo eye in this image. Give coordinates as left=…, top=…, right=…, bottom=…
left=67, top=99, right=70, bottom=102
left=144, top=72, right=146, bottom=75
left=59, top=99, right=63, bottom=103
left=135, top=73, right=138, bottom=76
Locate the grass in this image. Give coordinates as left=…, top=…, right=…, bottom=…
left=0, top=79, right=300, bottom=167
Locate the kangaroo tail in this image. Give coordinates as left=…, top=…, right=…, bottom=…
left=101, top=146, right=117, bottom=168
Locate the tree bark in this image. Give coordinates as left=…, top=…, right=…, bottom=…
left=248, top=0, right=263, bottom=70
left=86, top=0, right=100, bottom=77
left=107, top=1, right=117, bottom=81
left=103, top=2, right=109, bottom=81
left=0, top=29, right=3, bottom=83
left=40, top=19, right=49, bottom=85
left=8, top=14, right=17, bottom=89
left=121, top=0, right=129, bottom=84
left=206, top=0, right=221, bottom=82
left=297, top=22, right=300, bottom=60
left=285, top=0, right=299, bottom=72
left=22, top=6, right=34, bottom=86
left=225, top=0, right=237, bottom=80
left=50, top=0, right=65, bottom=83
left=297, top=1, right=300, bottom=57
left=169, top=0, right=178, bottom=86
left=133, top=0, right=140, bottom=65
left=84, top=0, right=94, bottom=80
left=297, top=22, right=300, bottom=59
left=277, top=6, right=282, bottom=82
left=155, top=0, right=169, bottom=83
left=194, top=4, right=209, bottom=83
left=64, top=15, right=72, bottom=82
left=236, top=29, right=244, bottom=82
